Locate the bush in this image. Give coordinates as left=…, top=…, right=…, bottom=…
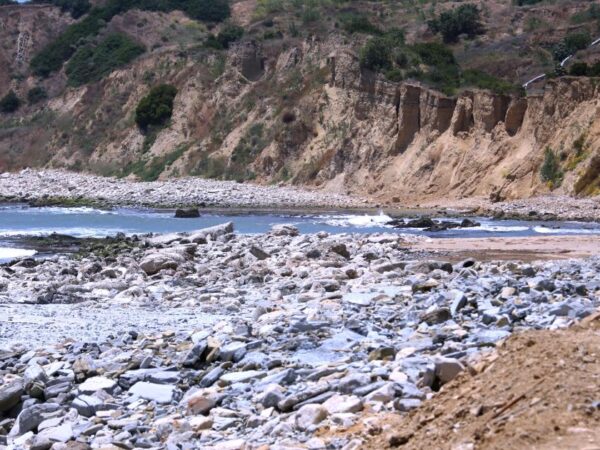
left=360, top=36, right=393, bottom=71
left=31, top=0, right=231, bottom=77
left=428, top=4, right=485, bottom=43
left=569, top=62, right=589, bottom=76
left=135, top=84, right=177, bottom=130
left=462, top=69, right=519, bottom=95
left=205, top=24, right=246, bottom=49
left=27, top=86, right=48, bottom=104
left=553, top=30, right=592, bottom=62
left=65, top=33, right=145, bottom=86
left=33, top=0, right=91, bottom=18
left=540, top=147, right=563, bottom=187
left=0, top=90, right=21, bottom=113
left=340, top=13, right=380, bottom=35
left=184, top=0, right=230, bottom=22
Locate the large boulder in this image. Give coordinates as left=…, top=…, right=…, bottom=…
left=0, top=380, right=23, bottom=413
left=189, top=222, right=234, bottom=242
left=174, top=208, right=200, bottom=218
left=140, top=244, right=196, bottom=275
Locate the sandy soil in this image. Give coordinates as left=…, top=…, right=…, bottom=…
left=413, top=235, right=600, bottom=261
left=325, top=313, right=600, bottom=450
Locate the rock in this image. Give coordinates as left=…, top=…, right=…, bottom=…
left=295, top=404, right=328, bottom=431
left=270, top=224, right=299, bottom=236
left=78, top=376, right=116, bottom=395
left=9, top=403, right=61, bottom=436
left=129, top=382, right=176, bottom=404
left=181, top=390, right=217, bottom=415
left=249, top=246, right=270, bottom=260
left=434, top=357, right=465, bottom=385
left=220, top=370, right=266, bottom=385
left=72, top=395, right=103, bottom=417
left=365, top=383, right=396, bottom=403
left=38, top=423, right=73, bottom=443
left=393, top=398, right=422, bottom=412
left=368, top=347, right=396, bottom=361
left=174, top=208, right=200, bottom=218
left=139, top=246, right=195, bottom=275
left=322, top=395, right=363, bottom=414
left=189, top=222, right=234, bottom=242
left=330, top=243, right=350, bottom=259
left=421, top=307, right=452, bottom=325
left=259, top=384, right=286, bottom=408
left=188, top=415, right=213, bottom=432
left=0, top=380, right=23, bottom=412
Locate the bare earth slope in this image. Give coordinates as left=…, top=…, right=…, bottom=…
left=350, top=314, right=600, bottom=450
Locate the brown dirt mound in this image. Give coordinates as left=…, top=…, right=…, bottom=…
left=354, top=313, right=600, bottom=450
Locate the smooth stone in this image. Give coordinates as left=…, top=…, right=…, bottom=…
left=129, top=382, right=176, bottom=404
left=0, top=380, right=24, bottom=412
left=295, top=404, right=328, bottom=431
left=78, top=376, right=116, bottom=395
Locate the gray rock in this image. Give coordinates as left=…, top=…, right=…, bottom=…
left=72, top=395, right=103, bottom=417
left=0, top=380, right=23, bottom=413
left=434, top=357, right=465, bottom=385
left=78, top=376, right=116, bottom=395
left=9, top=403, right=61, bottom=436
left=295, top=404, right=328, bottom=431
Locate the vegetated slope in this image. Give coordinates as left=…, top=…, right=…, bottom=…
left=0, top=0, right=600, bottom=202
left=358, top=312, right=600, bottom=450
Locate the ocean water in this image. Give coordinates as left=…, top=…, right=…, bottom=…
left=1, top=204, right=599, bottom=262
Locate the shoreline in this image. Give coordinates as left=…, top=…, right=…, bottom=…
left=1, top=170, right=600, bottom=221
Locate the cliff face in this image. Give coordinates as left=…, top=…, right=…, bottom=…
left=0, top=6, right=599, bottom=203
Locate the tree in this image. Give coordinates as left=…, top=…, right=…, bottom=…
left=540, top=147, right=563, bottom=187
left=428, top=4, right=485, bottom=43
left=0, top=90, right=20, bottom=113
left=135, top=84, right=178, bottom=130
left=360, top=37, right=392, bottom=71
left=184, top=0, right=230, bottom=22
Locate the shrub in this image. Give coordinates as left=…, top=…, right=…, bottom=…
left=360, top=37, right=392, bottom=71
left=540, top=147, right=563, bottom=187
left=428, top=4, right=485, bottom=43
left=31, top=0, right=231, bottom=77
left=217, top=23, right=243, bottom=48
left=184, top=0, right=230, bottom=22
left=135, top=84, right=178, bottom=130
left=0, top=90, right=21, bottom=113
left=569, top=62, right=589, bottom=76
left=462, top=69, right=519, bottom=95
left=340, top=13, right=380, bottom=35
left=66, top=34, right=145, bottom=86
left=27, top=86, right=48, bottom=104
left=34, top=0, right=92, bottom=18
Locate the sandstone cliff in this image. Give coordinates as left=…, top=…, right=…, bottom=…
left=0, top=4, right=599, bottom=203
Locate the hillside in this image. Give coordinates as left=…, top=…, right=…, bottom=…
left=0, top=0, right=600, bottom=203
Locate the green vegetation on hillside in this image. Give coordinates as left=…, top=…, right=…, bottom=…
left=205, top=23, right=244, bottom=49
left=427, top=4, right=485, bottom=43
left=30, top=0, right=230, bottom=78
left=540, top=147, right=563, bottom=188
left=66, top=34, right=145, bottom=86
left=0, top=91, right=21, bottom=113
left=32, top=0, right=91, bottom=18
left=27, top=87, right=48, bottom=104
left=135, top=84, right=177, bottom=130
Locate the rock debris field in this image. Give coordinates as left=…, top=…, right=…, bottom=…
left=1, top=222, right=600, bottom=449
left=0, top=170, right=368, bottom=209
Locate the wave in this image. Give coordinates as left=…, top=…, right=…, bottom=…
left=533, top=226, right=600, bottom=235
left=0, top=227, right=134, bottom=238
left=315, top=212, right=393, bottom=228
left=472, top=225, right=530, bottom=233
left=0, top=247, right=37, bottom=260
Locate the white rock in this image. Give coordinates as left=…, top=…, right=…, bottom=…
left=322, top=394, right=363, bottom=414
left=129, top=382, right=176, bottom=404
left=295, top=404, right=328, bottom=431
left=78, top=376, right=116, bottom=395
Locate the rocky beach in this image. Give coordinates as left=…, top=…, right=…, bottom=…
left=1, top=213, right=600, bottom=449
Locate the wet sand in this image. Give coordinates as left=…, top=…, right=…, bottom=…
left=414, top=235, right=600, bottom=261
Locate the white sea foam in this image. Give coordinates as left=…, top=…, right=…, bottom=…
left=0, top=247, right=37, bottom=260
left=317, top=212, right=393, bottom=228
left=533, top=226, right=600, bottom=234
left=0, top=227, right=131, bottom=238
left=472, top=225, right=530, bottom=233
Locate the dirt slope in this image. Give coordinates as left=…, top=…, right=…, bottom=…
left=354, top=313, right=600, bottom=450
